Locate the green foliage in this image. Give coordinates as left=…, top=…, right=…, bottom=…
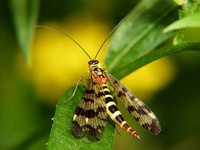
left=10, top=0, right=39, bottom=64
left=106, top=0, right=200, bottom=79
left=164, top=13, right=200, bottom=32
left=106, top=0, right=177, bottom=79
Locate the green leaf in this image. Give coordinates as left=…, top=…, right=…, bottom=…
left=169, top=0, right=200, bottom=43
left=47, top=85, right=114, bottom=150
left=164, top=12, right=200, bottom=33
left=173, top=0, right=187, bottom=6
left=129, top=42, right=200, bottom=72
left=105, top=0, right=178, bottom=79
left=10, top=0, right=40, bottom=64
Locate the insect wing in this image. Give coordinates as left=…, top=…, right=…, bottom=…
left=105, top=70, right=161, bottom=135
left=72, top=79, right=108, bottom=139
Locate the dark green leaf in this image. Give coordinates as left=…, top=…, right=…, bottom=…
left=47, top=85, right=114, bottom=150
left=10, top=0, right=40, bottom=64
left=165, top=0, right=200, bottom=43
left=129, top=42, right=200, bottom=73
left=164, top=12, right=200, bottom=33
left=105, top=0, right=178, bottom=79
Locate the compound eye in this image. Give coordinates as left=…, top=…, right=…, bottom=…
left=88, top=60, right=99, bottom=65
left=95, top=60, right=99, bottom=64
left=88, top=60, right=93, bottom=65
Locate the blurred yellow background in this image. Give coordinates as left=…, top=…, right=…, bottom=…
left=18, top=16, right=177, bottom=104
left=18, top=17, right=111, bottom=103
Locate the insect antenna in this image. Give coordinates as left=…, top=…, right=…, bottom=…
left=35, top=25, right=92, bottom=60
left=94, top=18, right=126, bottom=59
left=95, top=11, right=143, bottom=59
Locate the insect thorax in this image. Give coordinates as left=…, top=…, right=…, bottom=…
left=88, top=59, right=108, bottom=84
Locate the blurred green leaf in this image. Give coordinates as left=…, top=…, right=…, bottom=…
left=164, top=13, right=200, bottom=33
left=47, top=85, right=114, bottom=150
left=131, top=42, right=200, bottom=71
left=170, top=0, right=200, bottom=43
left=10, top=0, right=39, bottom=64
left=105, top=0, right=178, bottom=79
left=173, top=0, right=187, bottom=6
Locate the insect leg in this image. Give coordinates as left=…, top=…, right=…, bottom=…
left=57, top=77, right=83, bottom=106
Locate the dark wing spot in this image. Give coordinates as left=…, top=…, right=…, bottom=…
left=74, top=107, right=84, bottom=116
left=127, top=105, right=137, bottom=113
left=86, top=89, right=95, bottom=94
left=117, top=91, right=126, bottom=97
left=114, top=80, right=118, bottom=84
left=151, top=119, right=161, bottom=134
left=130, top=95, right=136, bottom=101
left=142, top=119, right=161, bottom=135
left=97, top=106, right=106, bottom=112
left=85, top=109, right=96, bottom=118
left=137, top=106, right=151, bottom=114
left=72, top=121, right=85, bottom=137
left=97, top=91, right=104, bottom=98
left=122, top=87, right=128, bottom=92
left=83, top=97, right=94, bottom=103
left=87, top=124, right=105, bottom=139
left=134, top=116, right=140, bottom=122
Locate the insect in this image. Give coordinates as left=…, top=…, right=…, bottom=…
left=45, top=21, right=161, bottom=141
left=71, top=58, right=161, bottom=141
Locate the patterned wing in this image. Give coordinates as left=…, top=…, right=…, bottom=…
left=72, top=80, right=108, bottom=140
left=105, top=70, right=161, bottom=135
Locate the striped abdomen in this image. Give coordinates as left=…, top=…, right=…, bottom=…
left=101, top=83, right=141, bottom=140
